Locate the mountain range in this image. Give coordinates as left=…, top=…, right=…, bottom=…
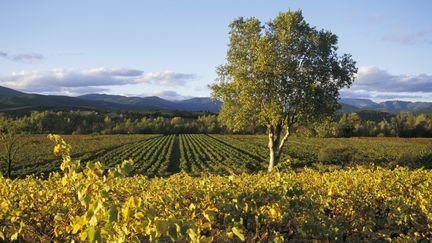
left=340, top=98, right=432, bottom=113
left=0, top=86, right=431, bottom=113
left=0, top=86, right=222, bottom=112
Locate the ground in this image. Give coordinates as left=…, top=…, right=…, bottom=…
left=4, top=134, right=432, bottom=178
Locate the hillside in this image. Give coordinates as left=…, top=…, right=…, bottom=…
left=0, top=86, right=221, bottom=112
left=78, top=94, right=222, bottom=112
left=341, top=98, right=432, bottom=112
left=0, top=86, right=26, bottom=98
left=0, top=86, right=431, bottom=113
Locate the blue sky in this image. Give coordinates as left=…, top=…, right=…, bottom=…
left=0, top=1, right=431, bottom=101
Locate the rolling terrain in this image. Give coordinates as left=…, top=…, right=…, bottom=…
left=0, top=86, right=222, bottom=112
left=1, top=85, right=431, bottom=113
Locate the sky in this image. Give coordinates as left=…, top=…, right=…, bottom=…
left=0, top=0, right=431, bottom=102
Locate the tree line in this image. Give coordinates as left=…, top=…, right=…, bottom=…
left=0, top=110, right=431, bottom=137
left=0, top=111, right=222, bottom=134
left=300, top=112, right=432, bottom=138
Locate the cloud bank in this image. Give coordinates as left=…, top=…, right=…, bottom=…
left=0, top=68, right=196, bottom=95
left=0, top=51, right=44, bottom=64
left=342, top=66, right=432, bottom=102
left=145, top=90, right=193, bottom=101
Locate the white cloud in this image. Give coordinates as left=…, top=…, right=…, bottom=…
left=0, top=50, right=44, bottom=64
left=353, top=66, right=432, bottom=92
left=144, top=90, right=193, bottom=100
left=0, top=67, right=196, bottom=95
left=136, top=71, right=195, bottom=86
left=84, top=67, right=143, bottom=77
left=36, top=87, right=111, bottom=96
left=342, top=66, right=432, bottom=102
left=340, top=89, right=432, bottom=102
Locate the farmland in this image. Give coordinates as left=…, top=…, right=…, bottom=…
left=1, top=136, right=431, bottom=241
left=6, top=134, right=432, bottom=178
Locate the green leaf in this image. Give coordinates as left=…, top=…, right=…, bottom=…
left=87, top=226, right=101, bottom=242
left=108, top=205, right=118, bottom=222
left=146, top=208, right=156, bottom=219
left=155, top=220, right=169, bottom=235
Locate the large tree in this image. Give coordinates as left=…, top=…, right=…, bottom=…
left=211, top=10, right=357, bottom=172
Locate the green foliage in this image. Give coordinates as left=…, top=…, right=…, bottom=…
left=212, top=10, right=356, bottom=132
left=2, top=109, right=432, bottom=137
left=304, top=111, right=432, bottom=138
left=0, top=136, right=431, bottom=241
left=318, top=146, right=357, bottom=165
left=0, top=118, right=24, bottom=178
left=395, top=151, right=432, bottom=169
left=6, top=134, right=156, bottom=178
left=0, top=111, right=221, bottom=135
left=213, top=135, right=432, bottom=169
left=8, top=134, right=432, bottom=178
left=211, top=10, right=357, bottom=170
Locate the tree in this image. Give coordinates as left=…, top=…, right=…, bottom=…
left=0, top=122, right=23, bottom=178
left=337, top=113, right=361, bottom=137
left=211, top=10, right=357, bottom=172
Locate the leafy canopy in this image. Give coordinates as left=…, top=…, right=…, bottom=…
left=211, top=10, right=357, bottom=132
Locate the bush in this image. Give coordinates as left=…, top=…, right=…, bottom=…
left=397, top=151, right=432, bottom=169
left=318, top=146, right=357, bottom=165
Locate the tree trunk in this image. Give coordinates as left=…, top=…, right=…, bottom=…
left=268, top=145, right=281, bottom=172
left=7, top=158, right=11, bottom=178
left=267, top=124, right=290, bottom=172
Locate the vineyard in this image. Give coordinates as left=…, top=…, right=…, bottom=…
left=0, top=135, right=431, bottom=241
left=50, top=134, right=265, bottom=177
left=7, top=134, right=432, bottom=178
left=8, top=134, right=156, bottom=178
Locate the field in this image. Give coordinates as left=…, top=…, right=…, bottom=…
left=7, top=134, right=156, bottom=178
left=1, top=135, right=432, bottom=241
left=5, top=134, right=432, bottom=178
left=1, top=139, right=431, bottom=241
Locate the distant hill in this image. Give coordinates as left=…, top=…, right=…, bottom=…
left=340, top=98, right=432, bottom=113
left=340, top=98, right=381, bottom=109
left=0, top=86, right=431, bottom=113
left=380, top=101, right=432, bottom=113
left=0, top=86, right=26, bottom=98
left=339, top=103, right=359, bottom=112
left=0, top=86, right=222, bottom=112
left=78, top=94, right=222, bottom=112
left=0, top=92, right=102, bottom=111
left=175, top=97, right=222, bottom=112
left=78, top=94, right=177, bottom=110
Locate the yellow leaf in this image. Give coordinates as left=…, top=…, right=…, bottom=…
left=200, top=236, right=214, bottom=243
left=11, top=232, right=19, bottom=241
left=232, top=227, right=245, bottom=241
left=53, top=144, right=61, bottom=155
left=187, top=228, right=198, bottom=241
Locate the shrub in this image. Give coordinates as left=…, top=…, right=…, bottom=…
left=397, top=151, right=432, bottom=169
left=318, top=146, right=357, bottom=165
